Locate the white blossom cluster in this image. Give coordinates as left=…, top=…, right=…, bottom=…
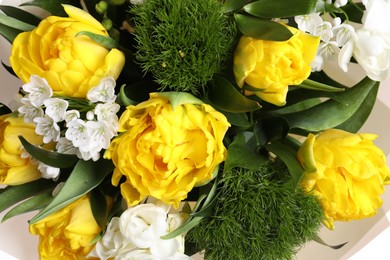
left=88, top=201, right=191, bottom=260
left=295, top=0, right=390, bottom=81
left=15, top=75, right=120, bottom=180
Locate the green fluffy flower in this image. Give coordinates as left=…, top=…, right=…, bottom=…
left=187, top=163, right=324, bottom=260
left=131, top=0, right=236, bottom=94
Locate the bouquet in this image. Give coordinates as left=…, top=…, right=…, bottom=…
left=0, top=0, right=389, bottom=259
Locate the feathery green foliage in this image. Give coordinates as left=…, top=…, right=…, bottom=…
left=187, top=163, right=324, bottom=260
left=131, top=0, right=236, bottom=94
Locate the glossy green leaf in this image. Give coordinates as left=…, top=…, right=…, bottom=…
left=244, top=0, right=327, bottom=18
left=0, top=13, right=35, bottom=31
left=21, top=0, right=74, bottom=16
left=29, top=158, right=114, bottom=224
left=76, top=31, right=118, bottom=49
left=222, top=111, right=252, bottom=128
left=222, top=0, right=252, bottom=13
left=234, top=14, right=292, bottom=41
left=284, top=77, right=377, bottom=132
left=2, top=190, right=52, bottom=222
left=265, top=141, right=304, bottom=187
left=118, top=84, right=137, bottom=106
left=19, top=136, right=78, bottom=168
left=0, top=179, right=56, bottom=213
left=208, top=75, right=261, bottom=113
left=90, top=188, right=108, bottom=231
left=272, top=98, right=322, bottom=115
left=298, top=79, right=345, bottom=92
left=336, top=81, right=379, bottom=133
left=341, top=2, right=364, bottom=23
left=0, top=5, right=41, bottom=26
left=224, top=134, right=268, bottom=173
left=0, top=23, right=22, bottom=43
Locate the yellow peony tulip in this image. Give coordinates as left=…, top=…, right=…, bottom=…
left=233, top=26, right=320, bottom=106
left=10, top=5, right=125, bottom=98
left=298, top=129, right=390, bottom=229
left=104, top=93, right=230, bottom=208
left=29, top=195, right=100, bottom=260
left=0, top=114, right=43, bottom=185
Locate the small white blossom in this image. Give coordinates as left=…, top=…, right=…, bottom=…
left=8, top=94, right=23, bottom=112
left=86, top=110, right=95, bottom=121
left=87, top=77, right=117, bottom=103
left=38, top=162, right=60, bottom=180
left=313, top=21, right=334, bottom=42
left=18, top=97, right=44, bottom=123
left=44, top=98, right=69, bottom=122
left=317, top=41, right=340, bottom=60
left=311, top=55, right=325, bottom=72
left=56, top=137, right=78, bottom=155
left=65, top=119, right=89, bottom=148
left=22, top=75, right=53, bottom=107
left=33, top=116, right=61, bottom=143
left=76, top=149, right=101, bottom=161
left=334, top=0, right=348, bottom=8
left=294, top=13, right=323, bottom=34
left=83, top=120, right=113, bottom=152
left=333, top=23, right=356, bottom=46
left=94, top=103, right=120, bottom=134
left=64, top=110, right=80, bottom=124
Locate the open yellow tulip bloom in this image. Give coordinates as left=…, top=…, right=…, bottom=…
left=10, top=5, right=125, bottom=98
left=104, top=93, right=230, bottom=208
left=233, top=26, right=320, bottom=106
left=298, top=129, right=390, bottom=229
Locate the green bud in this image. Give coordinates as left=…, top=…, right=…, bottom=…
left=95, top=1, right=108, bottom=14
left=102, top=18, right=113, bottom=31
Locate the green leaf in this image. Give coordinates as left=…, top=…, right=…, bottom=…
left=224, top=133, right=268, bottom=173
left=314, top=235, right=348, bottom=249
left=118, top=84, right=137, bottom=106
left=234, top=14, right=292, bottom=41
left=284, top=77, right=377, bottom=132
left=341, top=2, right=364, bottom=23
left=0, top=103, right=11, bottom=115
left=19, top=136, right=79, bottom=168
left=221, top=111, right=252, bottom=129
left=0, top=13, right=36, bottom=31
left=20, top=0, right=74, bottom=16
left=298, top=79, right=345, bottom=92
left=272, top=98, right=323, bottom=115
left=255, top=116, right=289, bottom=142
left=222, top=0, right=252, bottom=13
left=76, top=31, right=118, bottom=49
left=244, top=0, right=327, bottom=18
left=90, top=188, right=108, bottom=231
left=0, top=23, right=22, bottom=43
left=208, top=75, right=261, bottom=113
left=0, top=5, right=41, bottom=26
left=265, top=141, right=304, bottom=187
left=29, top=158, right=114, bottom=224
left=0, top=179, right=56, bottom=213
left=336, top=81, right=379, bottom=133
left=1, top=190, right=52, bottom=222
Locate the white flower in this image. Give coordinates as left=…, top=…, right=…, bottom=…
left=313, top=21, right=333, bottom=42
left=317, top=41, right=340, bottom=61
left=294, top=13, right=323, bottom=34
left=38, top=162, right=60, bottom=180
left=119, top=204, right=168, bottom=249
left=86, top=110, right=95, bottom=121
left=56, top=137, right=78, bottom=155
left=334, top=0, right=347, bottom=8
left=88, top=217, right=135, bottom=260
left=333, top=23, right=356, bottom=47
left=33, top=116, right=61, bottom=143
left=65, top=119, right=89, bottom=148
left=94, top=102, right=120, bottom=134
left=311, top=55, right=325, bottom=72
left=87, top=77, right=117, bottom=103
left=84, top=120, right=113, bottom=151
left=22, top=75, right=53, bottom=107
left=18, top=97, right=44, bottom=123
left=44, top=98, right=69, bottom=122
left=64, top=110, right=80, bottom=124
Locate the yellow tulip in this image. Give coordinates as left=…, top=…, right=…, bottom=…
left=0, top=114, right=43, bottom=185
left=104, top=93, right=230, bottom=208
left=29, top=195, right=100, bottom=260
left=233, top=26, right=319, bottom=106
left=10, top=5, right=125, bottom=98
left=298, top=129, right=390, bottom=229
